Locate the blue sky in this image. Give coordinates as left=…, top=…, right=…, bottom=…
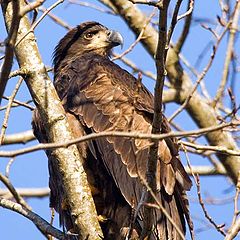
left=0, top=1, right=239, bottom=239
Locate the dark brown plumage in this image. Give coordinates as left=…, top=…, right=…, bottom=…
left=33, top=21, right=193, bottom=239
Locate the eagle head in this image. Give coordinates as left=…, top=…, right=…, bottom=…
left=53, top=21, right=123, bottom=71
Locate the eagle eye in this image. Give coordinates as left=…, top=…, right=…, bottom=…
left=84, top=31, right=98, bottom=39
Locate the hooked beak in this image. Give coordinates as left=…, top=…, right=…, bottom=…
left=107, top=30, right=124, bottom=48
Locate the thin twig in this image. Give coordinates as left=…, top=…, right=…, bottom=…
left=67, top=0, right=115, bottom=15
left=38, top=6, right=72, bottom=30
left=0, top=187, right=50, bottom=199
left=112, top=9, right=156, bottom=61
left=141, top=1, right=171, bottom=238
left=128, top=0, right=159, bottom=7
left=0, top=173, right=31, bottom=210
left=225, top=173, right=240, bottom=240
left=0, top=198, right=66, bottom=239
left=2, top=130, right=35, bottom=145
left=0, top=0, right=21, bottom=103
left=179, top=53, right=211, bottom=100
left=15, top=0, right=64, bottom=47
left=177, top=0, right=194, bottom=21
left=167, top=0, right=183, bottom=45
left=2, top=96, right=34, bottom=111
left=175, top=0, right=194, bottom=52
left=140, top=176, right=185, bottom=239
left=185, top=165, right=226, bottom=176
left=0, top=121, right=238, bottom=158
left=168, top=20, right=231, bottom=122
left=180, top=140, right=240, bottom=156
left=0, top=77, right=24, bottom=145
left=19, top=0, right=45, bottom=17
left=182, top=144, right=227, bottom=236
left=213, top=1, right=240, bottom=107
left=195, top=174, right=226, bottom=236
left=5, top=157, right=16, bottom=177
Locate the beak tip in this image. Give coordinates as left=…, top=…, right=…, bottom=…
left=108, top=30, right=124, bottom=48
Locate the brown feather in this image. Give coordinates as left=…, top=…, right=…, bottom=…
left=33, top=22, right=193, bottom=239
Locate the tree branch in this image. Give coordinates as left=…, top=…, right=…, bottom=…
left=2, top=130, right=35, bottom=145
left=0, top=187, right=49, bottom=199
left=1, top=0, right=103, bottom=239
left=0, top=197, right=66, bottom=240
left=108, top=0, right=240, bottom=185
left=0, top=173, right=31, bottom=210
left=213, top=1, right=240, bottom=106
left=0, top=0, right=21, bottom=103
left=184, top=166, right=226, bottom=176
left=225, top=218, right=240, bottom=240
left=142, top=1, right=170, bottom=238
left=0, top=77, right=24, bottom=144
left=0, top=121, right=237, bottom=157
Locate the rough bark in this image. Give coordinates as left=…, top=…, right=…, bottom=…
left=1, top=0, right=103, bottom=239
left=108, top=0, right=240, bottom=184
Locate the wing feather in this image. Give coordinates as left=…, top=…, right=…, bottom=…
left=55, top=53, right=192, bottom=238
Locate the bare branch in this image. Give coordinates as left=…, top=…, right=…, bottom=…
left=67, top=0, right=116, bottom=15
left=0, top=0, right=20, bottom=103
left=167, top=0, right=183, bottom=45
left=175, top=0, right=194, bottom=52
left=225, top=218, right=240, bottom=240
left=0, top=187, right=49, bottom=199
left=15, top=0, right=64, bottom=47
left=112, top=9, right=156, bottom=61
left=1, top=0, right=103, bottom=238
left=185, top=166, right=226, bottom=176
left=38, top=6, right=72, bottom=30
left=2, top=96, right=34, bottom=111
left=225, top=175, right=240, bottom=240
left=108, top=0, right=240, bottom=184
left=2, top=130, right=35, bottom=145
left=0, top=121, right=238, bottom=158
left=19, top=0, right=45, bottom=17
left=128, top=0, right=159, bottom=7
left=142, top=1, right=170, bottom=237
left=177, top=0, right=194, bottom=21
left=183, top=145, right=226, bottom=236
left=0, top=77, right=24, bottom=144
left=0, top=173, right=31, bottom=210
left=168, top=20, right=231, bottom=122
left=0, top=198, right=66, bottom=240
left=213, top=1, right=240, bottom=106
left=180, top=140, right=240, bottom=156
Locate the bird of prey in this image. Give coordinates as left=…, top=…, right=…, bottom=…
left=33, top=21, right=192, bottom=240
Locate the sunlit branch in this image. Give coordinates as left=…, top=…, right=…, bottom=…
left=0, top=187, right=50, bottom=199
left=213, top=1, right=240, bottom=107
left=0, top=0, right=20, bottom=103
left=0, top=121, right=238, bottom=158
left=183, top=145, right=226, bottom=236
left=0, top=198, right=66, bottom=239
left=0, top=173, right=31, bottom=210
left=185, top=166, right=226, bottom=176
left=0, top=77, right=24, bottom=145
left=168, top=20, right=231, bottom=122
left=67, top=0, right=116, bottom=14
left=2, top=130, right=35, bottom=145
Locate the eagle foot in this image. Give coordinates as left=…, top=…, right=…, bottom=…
left=97, top=214, right=108, bottom=222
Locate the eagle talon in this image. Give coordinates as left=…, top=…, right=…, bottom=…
left=97, top=215, right=108, bottom=223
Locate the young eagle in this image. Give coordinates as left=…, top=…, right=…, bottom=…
left=33, top=21, right=192, bottom=239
